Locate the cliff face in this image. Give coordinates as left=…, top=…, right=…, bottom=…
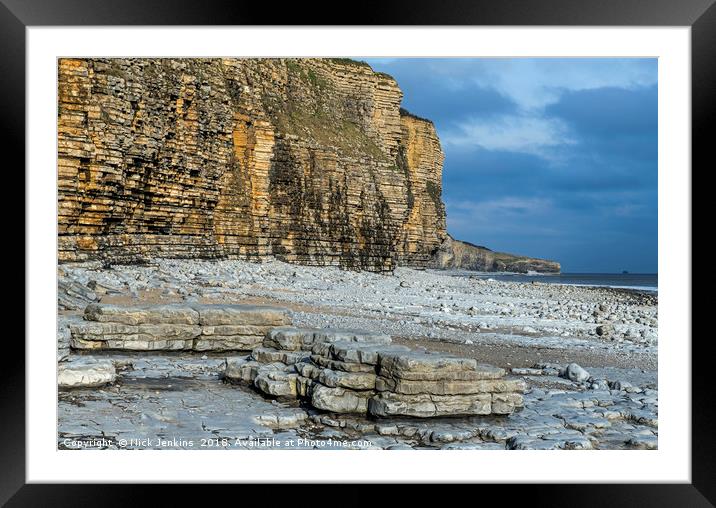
left=395, top=112, right=446, bottom=266
left=58, top=58, right=447, bottom=271
left=432, top=236, right=561, bottom=273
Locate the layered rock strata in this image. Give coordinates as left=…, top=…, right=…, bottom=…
left=58, top=58, right=447, bottom=271
left=70, top=303, right=291, bottom=351
left=224, top=326, right=525, bottom=417
left=370, top=352, right=524, bottom=417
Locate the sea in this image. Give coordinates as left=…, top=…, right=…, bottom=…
left=447, top=272, right=658, bottom=293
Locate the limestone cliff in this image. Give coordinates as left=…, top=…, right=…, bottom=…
left=58, top=58, right=447, bottom=271
left=432, top=236, right=561, bottom=273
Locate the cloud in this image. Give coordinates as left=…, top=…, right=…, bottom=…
left=465, top=59, right=657, bottom=111
left=450, top=196, right=553, bottom=218
left=446, top=197, right=563, bottom=242
left=613, top=203, right=646, bottom=217
left=442, top=114, right=576, bottom=157
left=364, top=57, right=656, bottom=114
left=363, top=57, right=658, bottom=271
left=365, top=57, right=657, bottom=113
left=548, top=85, right=657, bottom=133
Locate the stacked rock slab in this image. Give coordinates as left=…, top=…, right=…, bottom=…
left=224, top=327, right=394, bottom=409
left=370, top=351, right=525, bottom=417
left=70, top=303, right=291, bottom=351
left=224, top=326, right=525, bottom=417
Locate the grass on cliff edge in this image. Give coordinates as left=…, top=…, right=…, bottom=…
left=400, top=107, right=433, bottom=124
left=275, top=105, right=387, bottom=161
left=326, top=58, right=372, bottom=68
left=327, top=58, right=396, bottom=82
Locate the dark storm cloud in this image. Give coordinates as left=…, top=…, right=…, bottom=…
left=365, top=58, right=658, bottom=272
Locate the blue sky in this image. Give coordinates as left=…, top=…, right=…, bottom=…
left=365, top=58, right=658, bottom=273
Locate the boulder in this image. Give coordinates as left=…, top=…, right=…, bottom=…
left=310, top=384, right=373, bottom=414
left=264, top=327, right=318, bottom=351
left=58, top=358, right=116, bottom=388
left=318, top=369, right=377, bottom=391
left=596, top=324, right=615, bottom=337
left=294, top=361, right=321, bottom=379
left=491, top=393, right=524, bottom=414
left=564, top=363, right=591, bottom=383
left=223, top=357, right=257, bottom=382
left=251, top=347, right=289, bottom=363
left=254, top=370, right=299, bottom=398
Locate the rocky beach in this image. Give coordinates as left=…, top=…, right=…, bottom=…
left=58, top=259, right=658, bottom=450
left=55, top=57, right=658, bottom=452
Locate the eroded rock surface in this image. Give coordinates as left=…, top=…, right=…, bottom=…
left=58, top=353, right=311, bottom=449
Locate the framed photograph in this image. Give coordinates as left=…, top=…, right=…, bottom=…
left=8, top=0, right=708, bottom=503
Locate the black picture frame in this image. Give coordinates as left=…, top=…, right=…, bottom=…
left=4, top=0, right=707, bottom=504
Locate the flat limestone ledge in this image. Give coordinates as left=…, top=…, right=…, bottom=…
left=377, top=351, right=505, bottom=380
left=58, top=358, right=117, bottom=388
left=375, top=376, right=526, bottom=396
left=368, top=392, right=524, bottom=418
left=70, top=323, right=202, bottom=341
left=71, top=303, right=291, bottom=351
left=250, top=347, right=311, bottom=365
left=84, top=303, right=291, bottom=327
left=312, top=341, right=410, bottom=365
left=310, top=354, right=377, bottom=373
left=84, top=303, right=201, bottom=325
left=194, top=336, right=265, bottom=352
left=264, top=326, right=392, bottom=352
left=72, top=337, right=195, bottom=351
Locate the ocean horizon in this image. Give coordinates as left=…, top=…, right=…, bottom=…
left=445, top=271, right=658, bottom=292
